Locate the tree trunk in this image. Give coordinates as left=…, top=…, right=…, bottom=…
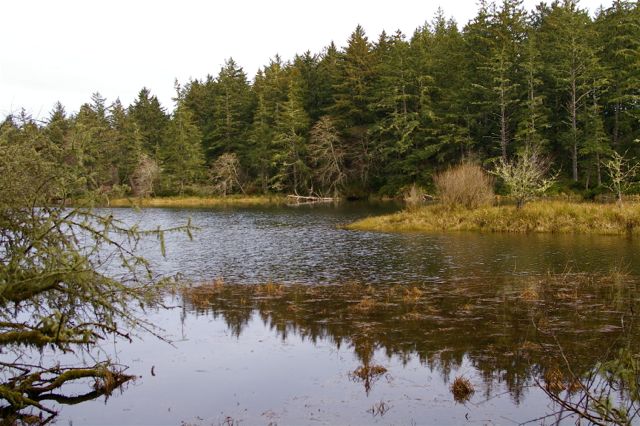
left=570, top=77, right=578, bottom=182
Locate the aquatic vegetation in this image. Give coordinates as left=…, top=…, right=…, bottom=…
left=349, top=364, right=388, bottom=395
left=450, top=376, right=475, bottom=403
left=544, top=367, right=565, bottom=393
left=179, top=272, right=640, bottom=409
left=352, top=296, right=377, bottom=312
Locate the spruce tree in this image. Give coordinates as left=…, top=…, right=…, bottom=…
left=160, top=84, right=206, bottom=194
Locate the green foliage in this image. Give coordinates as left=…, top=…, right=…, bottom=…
left=160, top=84, right=206, bottom=195
left=0, top=120, right=193, bottom=420
left=3, top=0, right=640, bottom=199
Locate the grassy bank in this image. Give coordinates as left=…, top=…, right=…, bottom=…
left=107, top=195, right=286, bottom=208
left=346, top=201, right=640, bottom=235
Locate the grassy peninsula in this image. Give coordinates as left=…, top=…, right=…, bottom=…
left=347, top=201, right=640, bottom=235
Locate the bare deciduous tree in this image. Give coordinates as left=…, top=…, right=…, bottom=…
left=491, top=146, right=557, bottom=208
left=602, top=150, right=639, bottom=205
left=209, top=152, right=246, bottom=196
left=130, top=153, right=159, bottom=197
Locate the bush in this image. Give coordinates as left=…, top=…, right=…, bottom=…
left=433, top=163, right=494, bottom=209
left=491, top=146, right=557, bottom=208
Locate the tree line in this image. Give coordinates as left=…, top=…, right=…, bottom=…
left=2, top=0, right=639, bottom=199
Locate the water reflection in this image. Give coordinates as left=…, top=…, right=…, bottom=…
left=111, top=204, right=640, bottom=284
left=181, top=275, right=640, bottom=404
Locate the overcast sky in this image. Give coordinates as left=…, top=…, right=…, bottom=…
left=1, top=0, right=612, bottom=120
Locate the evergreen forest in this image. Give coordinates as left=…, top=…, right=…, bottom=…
left=3, top=0, right=639, bottom=200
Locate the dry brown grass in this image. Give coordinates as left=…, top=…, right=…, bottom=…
left=350, top=365, right=388, bottom=381
left=402, top=286, right=424, bottom=303
left=347, top=200, right=640, bottom=235
left=544, top=367, right=565, bottom=393
left=257, top=282, right=285, bottom=296
left=108, top=195, right=286, bottom=208
left=434, top=163, right=494, bottom=209
left=353, top=296, right=377, bottom=312
left=451, top=375, right=475, bottom=402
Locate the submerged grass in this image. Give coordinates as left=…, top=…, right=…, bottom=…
left=346, top=201, right=640, bottom=235
left=107, top=195, right=286, bottom=208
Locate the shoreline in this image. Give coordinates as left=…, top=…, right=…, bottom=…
left=105, top=195, right=287, bottom=208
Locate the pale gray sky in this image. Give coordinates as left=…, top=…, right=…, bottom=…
left=0, top=0, right=611, bottom=119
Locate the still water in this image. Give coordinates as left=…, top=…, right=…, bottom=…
left=58, top=203, right=640, bottom=425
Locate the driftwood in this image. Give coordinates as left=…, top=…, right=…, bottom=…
left=287, top=194, right=337, bottom=204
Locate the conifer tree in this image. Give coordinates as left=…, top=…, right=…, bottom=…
left=332, top=25, right=377, bottom=188
left=129, top=88, right=169, bottom=160
left=537, top=0, right=601, bottom=182
left=109, top=99, right=143, bottom=189
left=160, top=84, right=206, bottom=194
left=595, top=0, right=640, bottom=148
left=272, top=78, right=310, bottom=193
left=209, top=58, right=255, bottom=159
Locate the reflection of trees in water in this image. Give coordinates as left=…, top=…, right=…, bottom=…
left=182, top=275, right=640, bottom=401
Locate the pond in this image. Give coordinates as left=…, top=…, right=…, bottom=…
left=55, top=203, right=640, bottom=425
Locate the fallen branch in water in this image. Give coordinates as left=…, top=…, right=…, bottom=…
left=286, top=194, right=337, bottom=203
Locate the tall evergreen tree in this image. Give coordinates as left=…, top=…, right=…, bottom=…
left=332, top=25, right=378, bottom=188
left=209, top=58, right=255, bottom=159
left=109, top=99, right=143, bottom=188
left=160, top=84, right=206, bottom=194
left=271, top=79, right=310, bottom=193
left=595, top=0, right=640, bottom=148
left=537, top=0, right=602, bottom=181
left=129, top=88, right=169, bottom=160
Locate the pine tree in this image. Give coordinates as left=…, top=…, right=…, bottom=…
left=109, top=99, right=143, bottom=189
left=462, top=1, right=496, bottom=157
left=515, top=31, right=549, bottom=150
left=129, top=88, right=169, bottom=160
left=248, top=94, right=275, bottom=192
left=537, top=0, right=602, bottom=182
left=413, top=13, right=471, bottom=167
left=370, top=30, right=425, bottom=190
left=471, top=0, right=528, bottom=160
left=209, top=58, right=255, bottom=159
left=182, top=76, right=218, bottom=160
left=595, top=0, right=640, bottom=148
left=71, top=92, right=113, bottom=190
left=332, top=25, right=378, bottom=188
left=271, top=78, right=310, bottom=193
left=160, top=83, right=206, bottom=194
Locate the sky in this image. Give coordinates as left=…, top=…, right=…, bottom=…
left=0, top=0, right=613, bottom=120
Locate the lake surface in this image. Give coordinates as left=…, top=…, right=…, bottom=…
left=54, top=203, right=640, bottom=425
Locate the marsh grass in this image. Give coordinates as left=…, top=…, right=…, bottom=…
left=402, top=286, right=423, bottom=303
left=544, top=367, right=565, bottom=393
left=450, top=376, right=475, bottom=402
left=107, top=195, right=286, bottom=208
left=349, top=364, right=388, bottom=394
left=353, top=296, right=377, bottom=312
left=347, top=201, right=640, bottom=235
